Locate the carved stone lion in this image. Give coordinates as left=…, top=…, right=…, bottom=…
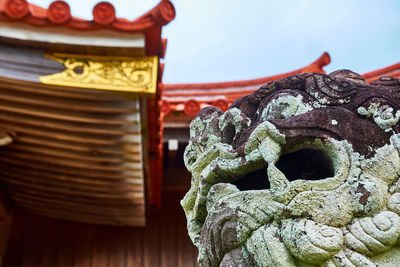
left=181, top=70, right=400, bottom=266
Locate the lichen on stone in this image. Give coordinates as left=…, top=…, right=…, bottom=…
left=182, top=71, right=400, bottom=266
left=358, top=102, right=400, bottom=132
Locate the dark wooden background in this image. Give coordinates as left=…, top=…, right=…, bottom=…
left=3, top=191, right=198, bottom=267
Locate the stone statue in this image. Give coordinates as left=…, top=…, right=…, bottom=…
left=181, top=70, right=400, bottom=266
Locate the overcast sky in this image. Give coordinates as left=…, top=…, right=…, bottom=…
left=30, top=0, right=400, bottom=83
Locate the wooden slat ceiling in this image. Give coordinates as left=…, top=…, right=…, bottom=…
left=0, top=77, right=146, bottom=226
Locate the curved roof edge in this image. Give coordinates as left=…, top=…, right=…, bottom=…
left=0, top=0, right=175, bottom=33
left=162, top=52, right=331, bottom=90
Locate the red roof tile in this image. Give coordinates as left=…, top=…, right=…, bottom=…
left=0, top=0, right=175, bottom=32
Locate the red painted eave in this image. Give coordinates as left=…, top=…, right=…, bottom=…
left=0, top=0, right=175, bottom=33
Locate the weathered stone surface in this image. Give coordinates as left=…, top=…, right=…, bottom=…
left=182, top=71, right=400, bottom=266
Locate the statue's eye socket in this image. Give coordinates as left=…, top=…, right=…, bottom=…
left=231, top=165, right=270, bottom=191
left=231, top=148, right=334, bottom=191
left=276, top=148, right=334, bottom=182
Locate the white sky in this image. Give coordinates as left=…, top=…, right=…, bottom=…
left=30, top=0, right=400, bottom=83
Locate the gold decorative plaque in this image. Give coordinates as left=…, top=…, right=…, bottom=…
left=39, top=53, right=158, bottom=94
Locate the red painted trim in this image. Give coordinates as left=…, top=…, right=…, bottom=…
left=161, top=100, right=170, bottom=116
left=160, top=38, right=167, bottom=59
left=147, top=87, right=164, bottom=207
left=363, top=62, right=400, bottom=80
left=364, top=70, right=400, bottom=83
left=387, top=70, right=400, bottom=77
left=163, top=88, right=256, bottom=97
left=145, top=27, right=162, bottom=56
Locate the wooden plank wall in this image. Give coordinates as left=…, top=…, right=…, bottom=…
left=2, top=191, right=198, bottom=267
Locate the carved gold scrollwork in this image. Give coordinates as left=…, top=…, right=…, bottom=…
left=39, top=53, right=158, bottom=94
